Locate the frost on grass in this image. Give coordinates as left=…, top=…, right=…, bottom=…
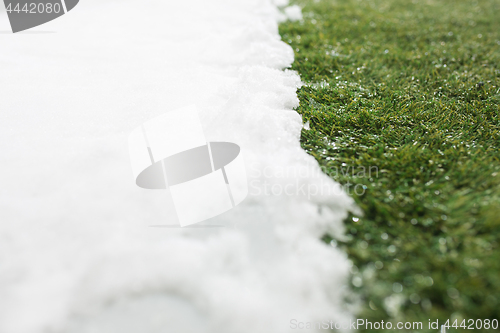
left=0, top=0, right=355, bottom=332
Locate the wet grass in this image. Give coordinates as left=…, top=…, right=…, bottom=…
left=279, top=0, right=500, bottom=331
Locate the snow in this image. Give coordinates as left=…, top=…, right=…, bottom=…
left=0, top=1, right=357, bottom=332
left=284, top=5, right=304, bottom=22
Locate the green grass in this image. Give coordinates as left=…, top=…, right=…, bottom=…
left=279, top=0, right=500, bottom=331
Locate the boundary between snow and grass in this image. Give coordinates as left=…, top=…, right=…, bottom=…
left=280, top=0, right=500, bottom=330
left=0, top=1, right=359, bottom=333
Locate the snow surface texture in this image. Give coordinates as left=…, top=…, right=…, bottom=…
left=0, top=1, right=357, bottom=332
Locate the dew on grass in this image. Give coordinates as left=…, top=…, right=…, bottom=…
left=422, top=299, right=433, bottom=311
left=384, top=294, right=405, bottom=317
left=393, top=282, right=403, bottom=293
left=352, top=276, right=363, bottom=287
left=424, top=276, right=434, bottom=286
left=447, top=288, right=460, bottom=299
left=410, top=293, right=421, bottom=304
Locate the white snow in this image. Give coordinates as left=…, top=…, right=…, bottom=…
left=284, top=5, right=304, bottom=22
left=0, top=1, right=357, bottom=332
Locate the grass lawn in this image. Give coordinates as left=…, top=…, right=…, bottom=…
left=279, top=0, right=500, bottom=331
